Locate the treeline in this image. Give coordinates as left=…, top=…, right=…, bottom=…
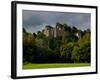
left=23, top=23, right=91, bottom=64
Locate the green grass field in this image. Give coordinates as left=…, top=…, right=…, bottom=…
left=23, top=63, right=90, bottom=69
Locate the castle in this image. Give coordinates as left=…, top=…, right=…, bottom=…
left=43, top=23, right=64, bottom=38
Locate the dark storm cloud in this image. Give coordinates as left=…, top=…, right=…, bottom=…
left=23, top=10, right=90, bottom=33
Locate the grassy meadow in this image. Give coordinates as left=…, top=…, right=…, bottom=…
left=23, top=63, right=90, bottom=69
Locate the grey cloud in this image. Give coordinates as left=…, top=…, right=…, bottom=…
left=23, top=10, right=90, bottom=33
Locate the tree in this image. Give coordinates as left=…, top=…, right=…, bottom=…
left=63, top=24, right=71, bottom=32
left=49, top=38, right=61, bottom=50
left=79, top=42, right=91, bottom=62
left=72, top=46, right=80, bottom=63
left=37, top=31, right=45, bottom=39
left=78, top=32, right=90, bottom=46
left=72, top=26, right=78, bottom=33
left=56, top=22, right=63, bottom=27
left=33, top=32, right=37, bottom=38
left=78, top=32, right=91, bottom=62
left=71, top=32, right=91, bottom=63
left=23, top=28, right=26, bottom=33
left=23, top=32, right=36, bottom=63
left=60, top=42, right=74, bottom=63
left=77, top=30, right=83, bottom=38
left=62, top=32, right=71, bottom=43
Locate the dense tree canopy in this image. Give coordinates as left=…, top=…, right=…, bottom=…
left=23, top=23, right=91, bottom=64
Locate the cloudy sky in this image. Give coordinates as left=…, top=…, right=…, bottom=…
left=23, top=10, right=91, bottom=33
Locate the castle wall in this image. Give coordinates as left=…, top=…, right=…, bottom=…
left=43, top=25, right=64, bottom=38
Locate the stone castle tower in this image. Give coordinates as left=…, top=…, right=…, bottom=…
left=43, top=23, right=64, bottom=38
